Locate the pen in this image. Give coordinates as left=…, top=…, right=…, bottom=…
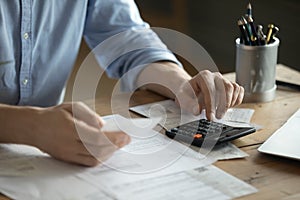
left=246, top=15, right=259, bottom=45
left=247, top=2, right=252, bottom=17
left=238, top=19, right=250, bottom=45
left=245, top=3, right=253, bottom=38
left=266, top=24, right=275, bottom=44
left=256, top=25, right=266, bottom=45
left=241, top=16, right=253, bottom=45
left=276, top=80, right=300, bottom=91
left=270, top=26, right=279, bottom=43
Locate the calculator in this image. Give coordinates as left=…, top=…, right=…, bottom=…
left=165, top=119, right=256, bottom=147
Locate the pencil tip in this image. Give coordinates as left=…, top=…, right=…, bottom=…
left=247, top=2, right=252, bottom=9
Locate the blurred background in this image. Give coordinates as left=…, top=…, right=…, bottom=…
left=136, top=0, right=300, bottom=73
left=65, top=0, right=300, bottom=101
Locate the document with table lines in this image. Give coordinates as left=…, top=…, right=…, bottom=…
left=0, top=115, right=257, bottom=200
left=81, top=165, right=256, bottom=200
left=110, top=170, right=231, bottom=200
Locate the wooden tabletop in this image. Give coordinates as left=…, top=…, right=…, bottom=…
left=1, top=64, right=300, bottom=200
left=218, top=64, right=300, bottom=200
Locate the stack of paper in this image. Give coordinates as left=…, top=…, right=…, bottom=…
left=0, top=113, right=257, bottom=200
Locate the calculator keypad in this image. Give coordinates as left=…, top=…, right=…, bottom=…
left=165, top=119, right=256, bottom=147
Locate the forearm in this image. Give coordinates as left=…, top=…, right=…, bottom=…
left=136, top=62, right=191, bottom=99
left=0, top=104, right=40, bottom=146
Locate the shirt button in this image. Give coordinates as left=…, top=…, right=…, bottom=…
left=22, top=79, right=28, bottom=85
left=23, top=32, right=29, bottom=40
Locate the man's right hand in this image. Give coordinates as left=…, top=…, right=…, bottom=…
left=35, top=102, right=131, bottom=166
left=1, top=102, right=130, bottom=167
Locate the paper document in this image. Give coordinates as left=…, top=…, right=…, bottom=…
left=0, top=153, right=256, bottom=200
left=205, top=142, right=249, bottom=160
left=190, top=165, right=257, bottom=198
left=0, top=115, right=256, bottom=200
left=130, top=100, right=199, bottom=129
left=102, top=114, right=162, bottom=138
left=110, top=170, right=230, bottom=200
left=0, top=144, right=47, bottom=176
left=90, top=165, right=256, bottom=200
left=130, top=100, right=254, bottom=129
left=222, top=108, right=254, bottom=123
left=0, top=157, right=114, bottom=200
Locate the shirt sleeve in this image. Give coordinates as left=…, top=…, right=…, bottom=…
left=83, top=0, right=182, bottom=91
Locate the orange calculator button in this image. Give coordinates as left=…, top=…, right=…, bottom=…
left=194, top=134, right=203, bottom=139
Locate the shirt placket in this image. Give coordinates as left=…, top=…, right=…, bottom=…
left=19, top=0, right=32, bottom=105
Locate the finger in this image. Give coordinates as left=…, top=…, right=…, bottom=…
left=78, top=134, right=130, bottom=165
left=77, top=149, right=117, bottom=167
left=175, top=81, right=201, bottom=115
left=78, top=142, right=118, bottom=161
left=75, top=119, right=131, bottom=149
left=235, top=86, right=245, bottom=106
left=196, top=93, right=206, bottom=114
left=175, top=92, right=201, bottom=115
left=74, top=120, right=109, bottom=145
left=216, top=77, right=233, bottom=119
left=64, top=102, right=104, bottom=129
left=47, top=142, right=101, bottom=167
left=230, top=82, right=240, bottom=107
left=196, top=71, right=216, bottom=120
left=75, top=134, right=129, bottom=163
left=103, top=131, right=131, bottom=148
left=72, top=154, right=101, bottom=167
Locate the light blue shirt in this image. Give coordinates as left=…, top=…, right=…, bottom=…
left=0, top=0, right=179, bottom=107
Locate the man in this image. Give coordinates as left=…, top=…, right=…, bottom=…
left=0, top=1, right=244, bottom=166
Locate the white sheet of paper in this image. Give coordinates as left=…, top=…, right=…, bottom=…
left=169, top=141, right=249, bottom=161
left=196, top=142, right=249, bottom=161
left=0, top=157, right=114, bottom=200
left=221, top=108, right=254, bottom=123
left=0, top=144, right=46, bottom=176
left=99, top=165, right=257, bottom=200
left=190, top=165, right=257, bottom=198
left=101, top=115, right=162, bottom=138
left=130, top=100, right=200, bottom=130
left=130, top=100, right=254, bottom=129
left=216, top=108, right=254, bottom=128
left=110, top=170, right=230, bottom=200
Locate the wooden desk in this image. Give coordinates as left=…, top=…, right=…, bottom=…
left=1, top=64, right=299, bottom=200
left=217, top=64, right=300, bottom=200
